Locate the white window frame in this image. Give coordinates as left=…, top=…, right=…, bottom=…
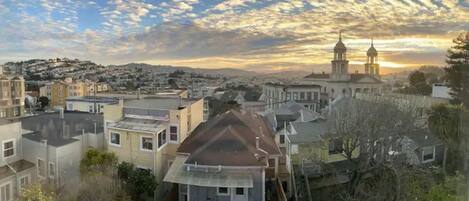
left=48, top=161, right=55, bottom=179
left=157, top=130, right=167, bottom=151
left=422, top=146, right=435, bottom=163
left=140, top=136, right=153, bottom=152
left=37, top=158, right=46, bottom=179
left=0, top=181, right=12, bottom=201
left=19, top=174, right=30, bottom=189
left=217, top=187, right=230, bottom=196
left=169, top=125, right=179, bottom=143
left=2, top=139, right=15, bottom=160
left=109, top=132, right=121, bottom=147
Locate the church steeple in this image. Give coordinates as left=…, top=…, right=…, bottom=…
left=365, top=38, right=380, bottom=77
left=331, top=31, right=349, bottom=80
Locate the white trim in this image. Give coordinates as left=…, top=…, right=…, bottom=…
left=109, top=132, right=121, bottom=147
left=2, top=139, right=16, bottom=160
left=140, top=135, right=153, bottom=152
left=36, top=157, right=46, bottom=179
left=0, top=181, right=12, bottom=201
left=157, top=129, right=167, bottom=151
left=19, top=174, right=30, bottom=189
left=217, top=187, right=230, bottom=196
left=48, top=161, right=56, bottom=179
left=422, top=146, right=436, bottom=163
left=168, top=124, right=179, bottom=143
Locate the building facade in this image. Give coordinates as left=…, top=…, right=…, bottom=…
left=39, top=78, right=88, bottom=109
left=0, top=74, right=36, bottom=201
left=262, top=83, right=322, bottom=112
left=0, top=75, right=25, bottom=118
left=103, top=97, right=204, bottom=199
left=66, top=96, right=118, bottom=113
left=301, top=34, right=383, bottom=101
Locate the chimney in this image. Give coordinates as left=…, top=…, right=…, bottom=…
left=256, top=136, right=260, bottom=150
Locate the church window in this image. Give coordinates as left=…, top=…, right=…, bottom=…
left=299, top=92, right=305, bottom=100
left=306, top=92, right=312, bottom=100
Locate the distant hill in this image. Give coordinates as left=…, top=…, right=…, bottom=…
left=116, top=63, right=258, bottom=77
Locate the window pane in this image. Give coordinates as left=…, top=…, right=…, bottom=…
left=218, top=187, right=228, bottom=194
left=170, top=126, right=178, bottom=134
left=236, top=188, right=244, bottom=195
left=142, top=137, right=153, bottom=150
left=111, top=133, right=120, bottom=145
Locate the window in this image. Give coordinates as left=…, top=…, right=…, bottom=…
left=37, top=158, right=46, bottom=178
left=279, top=134, right=285, bottom=144
left=141, top=136, right=153, bottom=151
left=235, top=188, right=245, bottom=195
left=314, top=92, right=319, bottom=100
left=49, top=162, right=55, bottom=178
left=2, top=140, right=15, bottom=159
left=110, top=132, right=121, bottom=146
left=19, top=175, right=29, bottom=189
left=299, top=92, right=305, bottom=100
left=293, top=92, right=298, bottom=100
left=306, top=92, right=312, bottom=100
left=217, top=187, right=229, bottom=196
left=0, top=109, right=5, bottom=118
left=0, top=182, right=11, bottom=201
left=169, top=126, right=178, bottom=142
left=158, top=130, right=167, bottom=148
left=329, top=139, right=344, bottom=154
left=422, top=146, right=435, bottom=163
left=286, top=92, right=291, bottom=100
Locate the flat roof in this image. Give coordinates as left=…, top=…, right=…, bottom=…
left=108, top=118, right=167, bottom=133
left=124, top=97, right=200, bottom=110
left=21, top=112, right=103, bottom=147
left=66, top=96, right=118, bottom=103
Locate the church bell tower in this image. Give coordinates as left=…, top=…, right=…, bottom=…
left=365, top=38, right=380, bottom=77
left=331, top=31, right=350, bottom=80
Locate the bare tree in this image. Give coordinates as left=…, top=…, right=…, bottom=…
left=328, top=97, right=419, bottom=200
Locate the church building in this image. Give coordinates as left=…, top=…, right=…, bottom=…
left=301, top=33, right=383, bottom=101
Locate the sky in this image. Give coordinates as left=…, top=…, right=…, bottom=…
left=0, top=0, right=468, bottom=73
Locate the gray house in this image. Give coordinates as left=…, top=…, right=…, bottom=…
left=164, top=110, right=289, bottom=201
left=20, top=112, right=104, bottom=193
left=400, top=129, right=444, bottom=166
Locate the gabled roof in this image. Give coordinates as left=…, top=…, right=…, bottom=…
left=178, top=110, right=281, bottom=167
left=288, top=119, right=330, bottom=144
left=406, top=129, right=443, bottom=148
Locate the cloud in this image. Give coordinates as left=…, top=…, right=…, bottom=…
left=0, top=0, right=468, bottom=72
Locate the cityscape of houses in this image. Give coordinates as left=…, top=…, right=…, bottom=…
left=0, top=32, right=467, bottom=201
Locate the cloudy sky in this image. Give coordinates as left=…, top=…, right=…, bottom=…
left=0, top=0, right=468, bottom=73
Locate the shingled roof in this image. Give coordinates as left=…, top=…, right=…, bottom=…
left=178, top=110, right=281, bottom=166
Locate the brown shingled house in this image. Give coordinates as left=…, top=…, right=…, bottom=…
left=164, top=110, right=291, bottom=201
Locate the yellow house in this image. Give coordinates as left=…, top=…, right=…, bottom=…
left=103, top=97, right=204, bottom=198
left=40, top=78, right=88, bottom=109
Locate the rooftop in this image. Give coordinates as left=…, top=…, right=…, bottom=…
left=108, top=117, right=167, bottom=133
left=288, top=120, right=330, bottom=144
left=178, top=110, right=281, bottom=167
left=21, top=112, right=103, bottom=147
left=66, top=96, right=118, bottom=103
left=124, top=97, right=200, bottom=110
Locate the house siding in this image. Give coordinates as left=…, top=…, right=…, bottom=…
left=183, top=168, right=264, bottom=201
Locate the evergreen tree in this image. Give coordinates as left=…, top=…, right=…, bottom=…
left=446, top=32, right=469, bottom=108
